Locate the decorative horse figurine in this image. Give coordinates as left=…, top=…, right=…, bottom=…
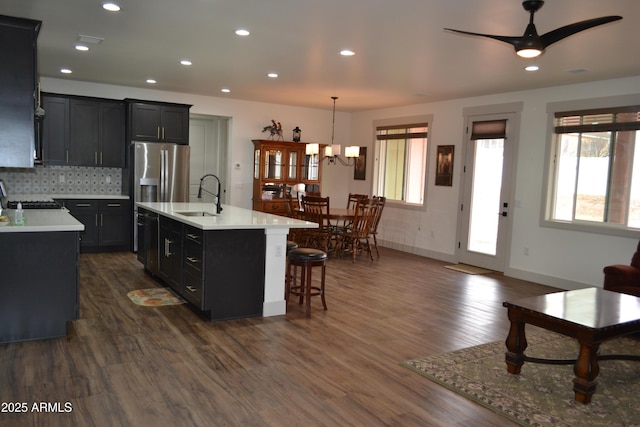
left=262, top=120, right=283, bottom=140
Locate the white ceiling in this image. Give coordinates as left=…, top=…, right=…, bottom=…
left=2, top=0, right=639, bottom=112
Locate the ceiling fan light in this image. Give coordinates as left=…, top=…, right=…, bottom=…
left=517, top=48, right=542, bottom=58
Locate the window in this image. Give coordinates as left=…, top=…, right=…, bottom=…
left=546, top=105, right=640, bottom=234
left=374, top=122, right=429, bottom=206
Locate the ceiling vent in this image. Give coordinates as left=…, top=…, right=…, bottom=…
left=77, top=34, right=104, bottom=44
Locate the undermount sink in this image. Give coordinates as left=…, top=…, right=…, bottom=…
left=175, top=211, right=217, bottom=217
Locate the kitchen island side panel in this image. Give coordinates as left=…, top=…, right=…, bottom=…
left=203, top=229, right=266, bottom=321
left=0, top=231, right=79, bottom=343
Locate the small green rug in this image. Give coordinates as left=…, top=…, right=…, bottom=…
left=402, top=331, right=640, bottom=426
left=127, top=288, right=186, bottom=306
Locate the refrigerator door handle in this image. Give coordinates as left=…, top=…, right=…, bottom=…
left=160, top=149, right=167, bottom=202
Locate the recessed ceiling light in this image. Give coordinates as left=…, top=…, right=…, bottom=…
left=525, top=65, right=539, bottom=71
left=60, top=68, right=72, bottom=74
left=146, top=79, right=156, bottom=84
left=340, top=49, right=355, bottom=56
left=180, top=59, right=192, bottom=66
left=221, top=88, right=231, bottom=93
left=102, top=3, right=120, bottom=12
left=235, top=29, right=250, bottom=36
left=75, top=45, right=89, bottom=51
left=267, top=73, right=278, bottom=78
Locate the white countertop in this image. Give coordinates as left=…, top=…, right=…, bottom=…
left=0, top=208, right=84, bottom=233
left=138, top=202, right=317, bottom=231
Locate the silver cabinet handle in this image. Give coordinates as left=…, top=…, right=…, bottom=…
left=186, top=285, right=197, bottom=293
left=186, top=256, right=199, bottom=263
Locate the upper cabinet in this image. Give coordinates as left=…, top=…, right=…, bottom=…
left=41, top=94, right=125, bottom=168
left=0, top=15, right=41, bottom=168
left=252, top=139, right=324, bottom=214
left=126, top=100, right=191, bottom=144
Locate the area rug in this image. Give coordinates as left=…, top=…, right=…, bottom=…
left=127, top=288, right=186, bottom=306
left=402, top=331, right=640, bottom=427
left=444, top=263, right=494, bottom=275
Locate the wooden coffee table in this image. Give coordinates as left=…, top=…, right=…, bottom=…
left=503, top=288, right=640, bottom=404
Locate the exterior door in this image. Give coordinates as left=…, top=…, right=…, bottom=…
left=458, top=112, right=517, bottom=272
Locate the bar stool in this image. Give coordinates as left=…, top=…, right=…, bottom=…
left=285, top=240, right=299, bottom=299
left=287, top=240, right=299, bottom=253
left=286, top=248, right=327, bottom=317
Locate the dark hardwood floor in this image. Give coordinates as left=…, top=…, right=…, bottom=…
left=0, top=248, right=560, bottom=426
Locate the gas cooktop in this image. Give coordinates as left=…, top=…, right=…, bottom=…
left=6, top=200, right=62, bottom=209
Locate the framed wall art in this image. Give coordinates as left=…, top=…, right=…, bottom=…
left=435, top=145, right=454, bottom=186
left=354, top=147, right=367, bottom=180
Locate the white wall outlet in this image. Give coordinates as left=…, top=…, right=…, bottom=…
left=59, top=174, right=65, bottom=183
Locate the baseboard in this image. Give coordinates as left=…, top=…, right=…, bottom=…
left=503, top=267, right=594, bottom=291
left=378, top=239, right=596, bottom=292
left=378, top=239, right=457, bottom=264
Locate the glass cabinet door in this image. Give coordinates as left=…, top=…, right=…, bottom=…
left=288, top=150, right=298, bottom=180
left=264, top=149, right=284, bottom=180
left=303, top=153, right=319, bottom=181
left=254, top=149, right=260, bottom=179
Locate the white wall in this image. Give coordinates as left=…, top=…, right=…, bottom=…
left=350, top=75, right=640, bottom=290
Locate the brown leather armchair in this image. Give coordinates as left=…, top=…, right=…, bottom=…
left=603, top=241, right=640, bottom=297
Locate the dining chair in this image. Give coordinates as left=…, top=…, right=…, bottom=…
left=334, top=198, right=377, bottom=262
left=300, top=195, right=332, bottom=253
left=346, top=193, right=368, bottom=209
left=369, top=196, right=386, bottom=259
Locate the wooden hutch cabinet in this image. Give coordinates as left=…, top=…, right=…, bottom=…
left=252, top=139, right=325, bottom=214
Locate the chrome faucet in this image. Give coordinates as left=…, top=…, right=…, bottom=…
left=197, top=174, right=223, bottom=214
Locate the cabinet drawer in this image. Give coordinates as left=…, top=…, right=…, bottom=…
left=262, top=201, right=286, bottom=214
left=183, top=270, right=203, bottom=307
left=184, top=241, right=203, bottom=272
left=99, top=200, right=128, bottom=211
left=65, top=199, right=98, bottom=210
left=184, top=226, right=203, bottom=244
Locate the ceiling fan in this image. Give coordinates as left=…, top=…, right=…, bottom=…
left=444, top=0, right=622, bottom=58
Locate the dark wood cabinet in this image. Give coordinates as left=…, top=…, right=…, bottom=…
left=252, top=139, right=325, bottom=213
left=144, top=214, right=265, bottom=321
left=43, top=94, right=125, bottom=167
left=70, top=98, right=99, bottom=166
left=127, top=100, right=191, bottom=144
left=159, top=216, right=183, bottom=291
left=100, top=101, right=126, bottom=166
left=183, top=226, right=204, bottom=307
left=41, top=95, right=70, bottom=165
left=0, top=230, right=79, bottom=343
left=58, top=199, right=130, bottom=252
left=0, top=15, right=41, bottom=168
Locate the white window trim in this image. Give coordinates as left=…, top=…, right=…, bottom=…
left=372, top=114, right=433, bottom=211
left=542, top=93, right=640, bottom=238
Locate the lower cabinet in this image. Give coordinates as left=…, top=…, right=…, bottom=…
left=159, top=216, right=183, bottom=292
left=145, top=216, right=266, bottom=321
left=58, top=199, right=130, bottom=252
left=0, top=231, right=79, bottom=343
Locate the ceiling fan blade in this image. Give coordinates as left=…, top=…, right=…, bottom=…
left=443, top=28, right=521, bottom=48
left=540, top=16, right=622, bottom=48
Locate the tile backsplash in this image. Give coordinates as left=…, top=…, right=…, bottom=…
left=0, top=165, right=122, bottom=196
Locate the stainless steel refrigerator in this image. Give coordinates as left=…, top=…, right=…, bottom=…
left=131, top=141, right=190, bottom=251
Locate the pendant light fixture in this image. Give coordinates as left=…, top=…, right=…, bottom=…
left=324, top=96, right=359, bottom=165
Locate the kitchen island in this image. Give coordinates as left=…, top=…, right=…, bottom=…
left=137, top=202, right=316, bottom=320
left=0, top=209, right=84, bottom=343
